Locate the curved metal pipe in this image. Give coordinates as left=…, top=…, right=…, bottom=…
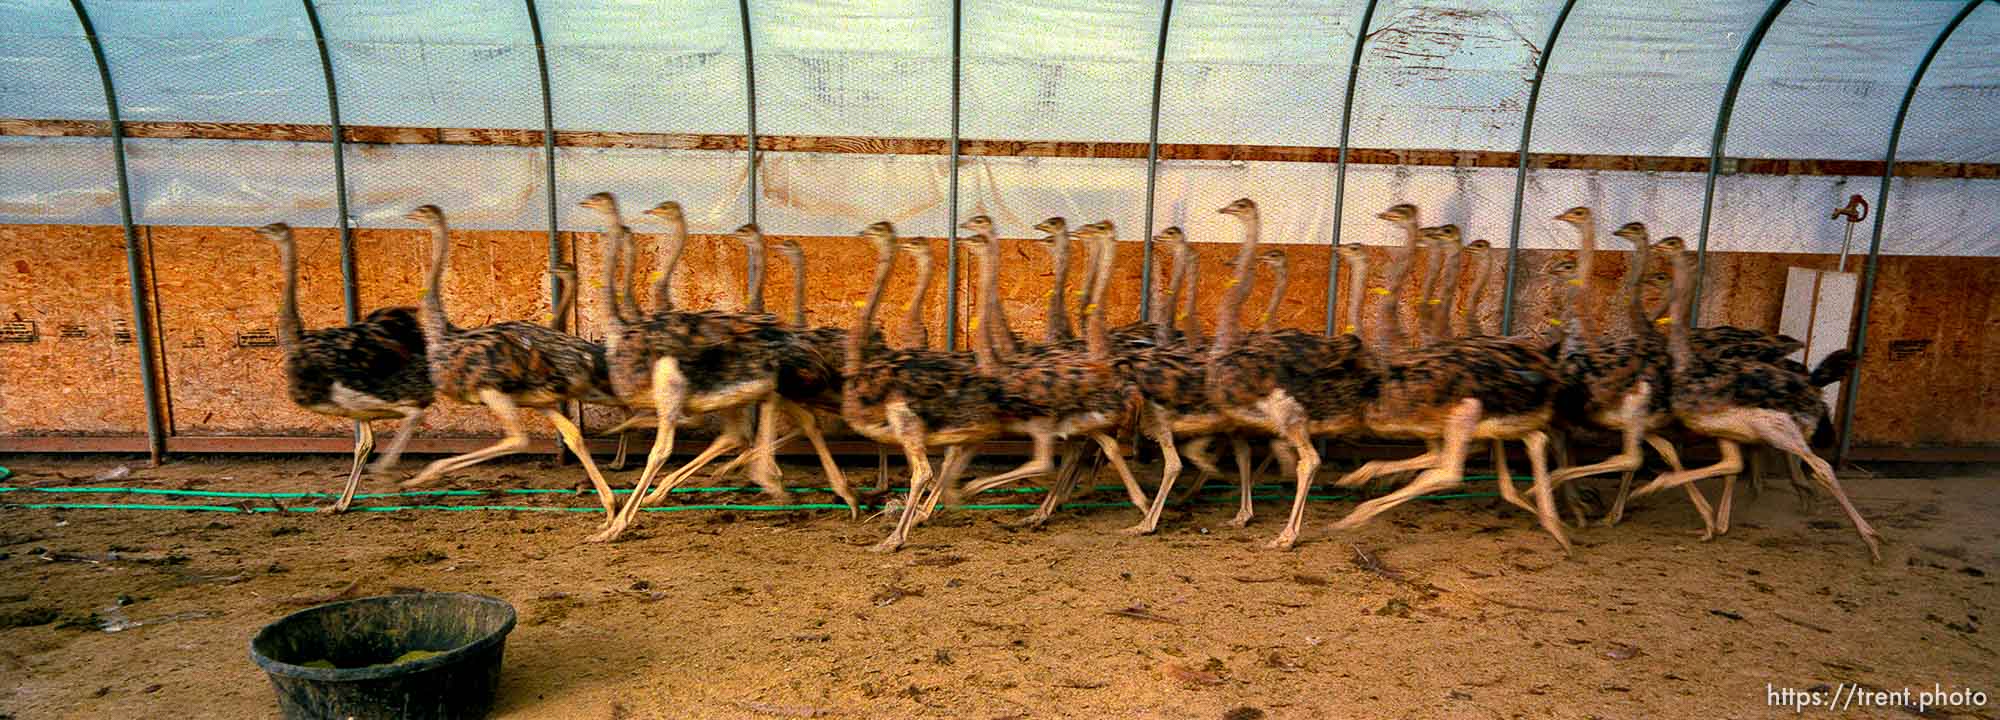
left=1138, top=0, right=1174, bottom=325
left=944, top=0, right=961, bottom=348
left=1498, top=0, right=1577, bottom=335
left=1835, top=0, right=1991, bottom=464
left=524, top=0, right=559, bottom=293
left=522, top=0, right=573, bottom=463
left=300, top=0, right=355, bottom=324
left=738, top=0, right=759, bottom=224
left=1691, top=0, right=1793, bottom=326
left=70, top=0, right=167, bottom=464
left=1323, top=0, right=1381, bottom=336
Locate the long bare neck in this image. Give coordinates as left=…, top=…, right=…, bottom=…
left=1374, top=247, right=1411, bottom=353
left=782, top=255, right=807, bottom=328
left=1464, top=252, right=1493, bottom=335
left=849, top=252, right=895, bottom=376
left=1342, top=255, right=1368, bottom=337
left=1259, top=264, right=1287, bottom=331
left=1623, top=240, right=1650, bottom=334
left=1085, top=235, right=1115, bottom=360
left=1045, top=234, right=1075, bottom=343
left=742, top=240, right=766, bottom=314
left=985, top=238, right=1019, bottom=358
left=975, top=236, right=1015, bottom=361
left=1431, top=249, right=1463, bottom=338
left=273, top=236, right=304, bottom=352
left=1074, top=242, right=1098, bottom=335
left=1210, top=216, right=1261, bottom=357
left=1574, top=222, right=1598, bottom=335
left=1666, top=252, right=1694, bottom=368
left=651, top=218, right=685, bottom=312
left=1176, top=247, right=1202, bottom=345
left=1416, top=243, right=1444, bottom=343
left=1558, top=270, right=1586, bottom=353
left=901, top=249, right=934, bottom=349
left=597, top=226, right=626, bottom=332
left=1390, top=219, right=1419, bottom=345
left=969, top=246, right=1000, bottom=370
left=619, top=231, right=642, bottom=321
left=421, top=221, right=451, bottom=348
left=1150, top=251, right=1175, bottom=345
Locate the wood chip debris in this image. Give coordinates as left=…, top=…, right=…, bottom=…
left=1107, top=603, right=1179, bottom=624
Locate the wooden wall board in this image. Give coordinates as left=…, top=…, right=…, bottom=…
left=7, top=118, right=1996, bottom=179
left=0, top=224, right=151, bottom=434
left=148, top=225, right=349, bottom=435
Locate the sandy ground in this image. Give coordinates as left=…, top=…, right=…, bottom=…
left=0, top=454, right=1994, bottom=719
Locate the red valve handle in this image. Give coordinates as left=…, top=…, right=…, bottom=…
left=1832, top=194, right=1869, bottom=223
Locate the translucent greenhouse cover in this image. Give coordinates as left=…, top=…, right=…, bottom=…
left=0, top=0, right=1995, bottom=254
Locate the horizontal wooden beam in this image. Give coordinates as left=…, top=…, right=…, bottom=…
left=4, top=117, right=1993, bottom=179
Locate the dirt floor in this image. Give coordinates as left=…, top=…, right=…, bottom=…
left=0, top=453, right=1994, bottom=719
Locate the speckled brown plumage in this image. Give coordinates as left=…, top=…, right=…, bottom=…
left=398, top=205, right=619, bottom=526
left=946, top=217, right=1148, bottom=525
left=580, top=200, right=854, bottom=541
left=1630, top=247, right=1880, bottom=560
left=1323, top=204, right=1566, bottom=551
left=842, top=222, right=1016, bottom=552
left=1204, top=199, right=1379, bottom=550
left=258, top=222, right=433, bottom=513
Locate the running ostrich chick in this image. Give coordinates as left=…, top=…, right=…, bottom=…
left=1204, top=199, right=1379, bottom=550
left=841, top=221, right=1023, bottom=552
left=948, top=217, right=1149, bottom=520
left=1325, top=206, right=1566, bottom=551
left=398, top=205, right=621, bottom=524
left=1630, top=243, right=1880, bottom=561
left=256, top=222, right=433, bottom=513
left=581, top=198, right=856, bottom=542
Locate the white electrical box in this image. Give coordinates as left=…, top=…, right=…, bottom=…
left=1779, top=267, right=1857, bottom=410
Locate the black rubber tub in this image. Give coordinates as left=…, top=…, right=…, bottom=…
left=249, top=592, right=517, bottom=720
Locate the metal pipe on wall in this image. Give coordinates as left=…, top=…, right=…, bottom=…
left=1835, top=0, right=1991, bottom=464
left=299, top=0, right=355, bottom=325
left=738, top=0, right=759, bottom=225
left=522, top=0, right=572, bottom=463
left=1322, top=0, right=1380, bottom=336
left=944, top=0, right=962, bottom=348
left=69, top=0, right=167, bottom=465
left=1691, top=0, right=1792, bottom=327
left=1138, top=0, right=1174, bottom=324
left=1498, top=0, right=1576, bottom=335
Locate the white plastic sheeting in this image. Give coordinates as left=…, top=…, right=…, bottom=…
left=124, top=138, right=336, bottom=226
left=0, top=136, right=120, bottom=225
left=541, top=0, right=748, bottom=134
left=1, top=0, right=1997, bottom=255
left=749, top=0, right=952, bottom=138
left=1899, top=1, right=2000, bottom=162
left=84, top=0, right=327, bottom=125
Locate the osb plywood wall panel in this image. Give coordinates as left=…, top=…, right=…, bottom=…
left=1843, top=256, right=2000, bottom=446
left=0, top=224, right=150, bottom=434
left=150, top=226, right=348, bottom=435
left=353, top=228, right=555, bottom=438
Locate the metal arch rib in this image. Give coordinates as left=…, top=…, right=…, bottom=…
left=1499, top=0, right=1577, bottom=335
left=1691, top=0, right=1793, bottom=326
left=69, top=0, right=167, bottom=464
left=1835, top=0, right=1992, bottom=464
left=1323, top=0, right=1381, bottom=336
